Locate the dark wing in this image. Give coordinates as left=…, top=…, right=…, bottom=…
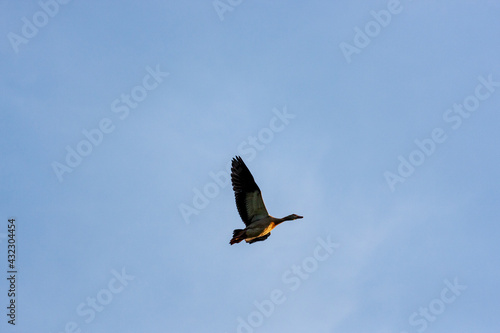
left=231, top=156, right=269, bottom=226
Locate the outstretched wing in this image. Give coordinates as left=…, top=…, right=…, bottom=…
left=231, top=156, right=269, bottom=226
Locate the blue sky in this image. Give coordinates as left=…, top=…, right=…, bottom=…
left=1, top=1, right=500, bottom=332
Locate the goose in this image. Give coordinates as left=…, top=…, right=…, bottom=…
left=229, top=156, right=303, bottom=245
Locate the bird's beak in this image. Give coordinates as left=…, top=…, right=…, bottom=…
left=297, top=215, right=303, bottom=219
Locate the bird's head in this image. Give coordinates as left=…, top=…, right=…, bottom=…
left=286, top=214, right=303, bottom=221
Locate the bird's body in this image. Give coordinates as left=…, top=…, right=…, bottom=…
left=229, top=156, right=303, bottom=245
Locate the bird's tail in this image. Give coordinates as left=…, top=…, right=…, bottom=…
left=230, top=229, right=245, bottom=245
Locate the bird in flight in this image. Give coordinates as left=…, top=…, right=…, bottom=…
left=229, top=156, right=303, bottom=245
